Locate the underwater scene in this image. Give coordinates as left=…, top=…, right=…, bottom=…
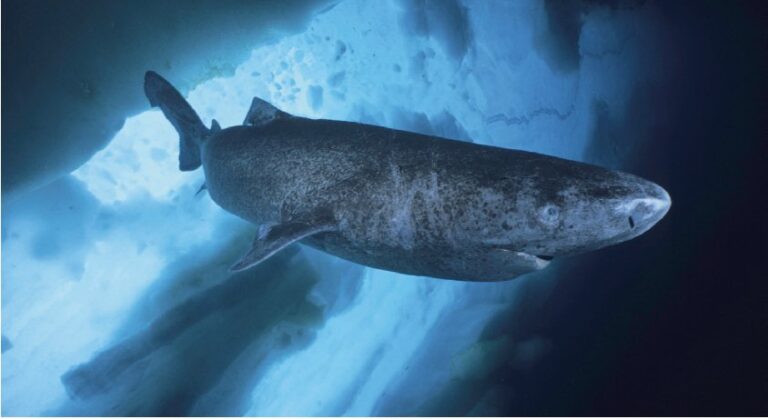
left=2, top=0, right=765, bottom=416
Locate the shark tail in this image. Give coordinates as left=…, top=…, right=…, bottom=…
left=144, top=71, right=208, bottom=171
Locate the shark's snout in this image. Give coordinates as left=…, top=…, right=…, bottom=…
left=617, top=182, right=671, bottom=235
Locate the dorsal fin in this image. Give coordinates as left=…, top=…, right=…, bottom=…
left=243, top=97, right=290, bottom=126
left=210, top=119, right=221, bottom=133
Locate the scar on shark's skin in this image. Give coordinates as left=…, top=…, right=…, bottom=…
left=145, top=71, right=670, bottom=282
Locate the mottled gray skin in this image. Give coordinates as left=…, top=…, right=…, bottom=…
left=146, top=71, right=671, bottom=281
left=203, top=117, right=669, bottom=281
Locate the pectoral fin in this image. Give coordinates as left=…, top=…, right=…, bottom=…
left=230, top=220, right=336, bottom=272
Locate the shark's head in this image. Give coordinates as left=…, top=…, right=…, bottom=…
left=477, top=157, right=671, bottom=268
left=519, top=165, right=671, bottom=262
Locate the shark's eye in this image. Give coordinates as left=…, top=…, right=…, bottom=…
left=538, top=204, right=560, bottom=225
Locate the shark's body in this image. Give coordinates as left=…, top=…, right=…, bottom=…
left=145, top=71, right=670, bottom=281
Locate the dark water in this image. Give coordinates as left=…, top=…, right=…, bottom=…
left=508, top=3, right=768, bottom=415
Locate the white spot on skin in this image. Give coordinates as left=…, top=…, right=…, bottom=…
left=478, top=188, right=504, bottom=205
left=385, top=162, right=416, bottom=249
left=390, top=196, right=415, bottom=250
left=614, top=197, right=669, bottom=220
left=427, top=171, right=439, bottom=201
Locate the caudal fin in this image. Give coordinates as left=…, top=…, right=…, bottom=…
left=144, top=71, right=207, bottom=171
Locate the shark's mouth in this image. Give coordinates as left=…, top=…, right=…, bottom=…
left=522, top=252, right=553, bottom=270
left=494, top=247, right=554, bottom=270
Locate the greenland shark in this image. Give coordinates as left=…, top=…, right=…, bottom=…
left=144, top=71, right=670, bottom=281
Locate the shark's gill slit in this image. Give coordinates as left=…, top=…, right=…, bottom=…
left=628, top=216, right=635, bottom=228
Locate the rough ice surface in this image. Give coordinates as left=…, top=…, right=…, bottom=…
left=2, top=0, right=669, bottom=415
